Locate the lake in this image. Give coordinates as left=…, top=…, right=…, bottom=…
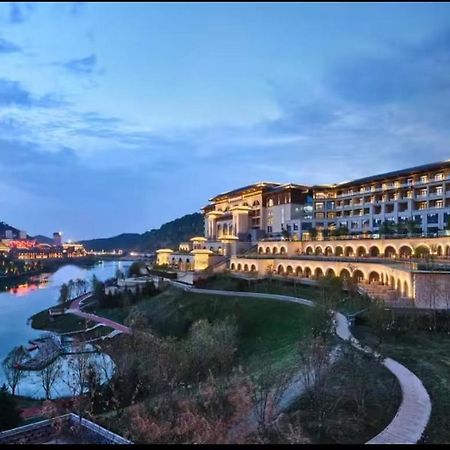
left=0, top=260, right=132, bottom=398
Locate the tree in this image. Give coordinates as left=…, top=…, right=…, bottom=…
left=58, top=283, right=70, bottom=304
left=39, top=358, right=62, bottom=400
left=0, top=384, right=22, bottom=431
left=281, top=229, right=291, bottom=240
left=128, top=262, right=143, bottom=277
left=379, top=220, right=394, bottom=236
left=2, top=346, right=27, bottom=395
left=406, top=219, right=420, bottom=236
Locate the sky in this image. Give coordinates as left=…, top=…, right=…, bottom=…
left=1, top=2, right=450, bottom=240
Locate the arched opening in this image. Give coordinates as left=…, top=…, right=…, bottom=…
left=446, top=245, right=450, bottom=257
left=265, top=247, right=271, bottom=254
left=368, top=271, right=380, bottom=284
left=352, top=270, right=364, bottom=283
left=286, top=265, right=293, bottom=275
left=314, top=267, right=324, bottom=279
left=186, top=258, right=191, bottom=271
left=414, top=245, right=430, bottom=258
left=325, top=246, right=333, bottom=256
left=277, top=264, right=285, bottom=275
left=230, top=263, right=235, bottom=271
left=304, top=267, right=312, bottom=278
left=340, top=268, right=351, bottom=280
left=389, top=275, right=395, bottom=288
left=399, top=245, right=412, bottom=259
left=250, top=264, right=257, bottom=272
left=344, top=246, right=354, bottom=257
left=258, top=246, right=263, bottom=254
left=403, top=281, right=409, bottom=297
left=335, top=246, right=343, bottom=257
left=325, top=268, right=336, bottom=278
left=437, top=245, right=444, bottom=257
left=384, top=246, right=397, bottom=258
left=305, top=246, right=313, bottom=255
left=272, top=247, right=278, bottom=255
left=396, top=278, right=401, bottom=293
left=217, top=224, right=222, bottom=237
left=280, top=246, right=287, bottom=255
left=237, top=263, right=242, bottom=271
left=244, top=264, right=249, bottom=272
left=369, top=246, right=380, bottom=257
left=296, top=266, right=303, bottom=277
left=356, top=246, right=367, bottom=257
left=315, top=247, right=323, bottom=256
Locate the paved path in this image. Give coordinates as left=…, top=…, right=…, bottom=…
left=65, top=293, right=132, bottom=335
left=170, top=281, right=432, bottom=444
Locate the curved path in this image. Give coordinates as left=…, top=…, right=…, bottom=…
left=65, top=293, right=132, bottom=335
left=170, top=281, right=431, bottom=444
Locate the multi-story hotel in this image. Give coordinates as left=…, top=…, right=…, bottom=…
left=156, top=160, right=450, bottom=309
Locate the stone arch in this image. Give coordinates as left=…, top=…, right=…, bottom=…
left=325, top=246, right=333, bottom=256
left=250, top=264, right=257, bottom=272
left=396, top=278, right=401, bottom=293
left=353, top=269, right=364, bottom=283
left=237, top=263, right=242, bottom=271
left=304, top=267, right=312, bottom=278
left=230, top=263, right=235, bottom=271
left=280, top=246, right=287, bottom=255
left=384, top=245, right=397, bottom=258
left=356, top=246, right=367, bottom=257
left=295, top=266, right=303, bottom=277
left=399, top=245, right=413, bottom=259
left=244, top=264, right=249, bottom=272
left=265, top=246, right=271, bottom=254
left=286, top=265, right=294, bottom=275
left=414, top=244, right=430, bottom=258
left=344, top=246, right=354, bottom=257
left=335, top=246, right=344, bottom=257
left=446, top=245, right=450, bottom=257
left=272, top=247, right=278, bottom=255
left=314, top=267, right=324, bottom=279
left=369, top=246, right=380, bottom=257
left=389, top=275, right=395, bottom=288
left=217, top=224, right=222, bottom=236
left=305, top=246, right=313, bottom=255
left=325, top=268, right=336, bottom=278
left=258, top=246, right=264, bottom=254
left=403, top=280, right=409, bottom=297
left=437, top=245, right=444, bottom=257
left=368, top=271, right=380, bottom=284
left=315, top=246, right=323, bottom=256
left=340, top=268, right=351, bottom=280
left=277, top=264, right=285, bottom=275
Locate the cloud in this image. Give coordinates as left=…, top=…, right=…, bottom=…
left=0, top=78, right=67, bottom=108
left=62, top=54, right=97, bottom=74
left=0, top=36, right=21, bottom=53
left=8, top=2, right=34, bottom=24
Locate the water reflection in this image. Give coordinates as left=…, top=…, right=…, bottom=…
left=0, top=260, right=132, bottom=398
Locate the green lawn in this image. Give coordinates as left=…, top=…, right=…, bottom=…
left=30, top=308, right=93, bottom=333
left=353, top=325, right=450, bottom=444
left=200, top=274, right=370, bottom=314
left=131, top=286, right=316, bottom=371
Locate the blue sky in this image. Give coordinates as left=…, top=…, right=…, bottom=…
left=1, top=2, right=450, bottom=240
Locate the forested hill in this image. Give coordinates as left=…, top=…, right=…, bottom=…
left=80, top=212, right=204, bottom=252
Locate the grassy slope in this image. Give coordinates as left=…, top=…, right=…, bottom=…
left=353, top=325, right=450, bottom=444
left=30, top=307, right=92, bottom=333
left=132, top=286, right=315, bottom=371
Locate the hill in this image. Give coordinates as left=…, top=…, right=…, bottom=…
left=80, top=212, right=204, bottom=252
left=32, top=235, right=54, bottom=244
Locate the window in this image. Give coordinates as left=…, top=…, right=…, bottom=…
left=435, top=173, right=443, bottom=181
left=419, top=175, right=428, bottom=184
left=435, top=200, right=444, bottom=208
left=436, top=186, right=443, bottom=195
left=316, top=202, right=324, bottom=210
left=268, top=199, right=274, bottom=207
left=267, top=226, right=272, bottom=233
left=427, top=213, right=438, bottom=224
left=293, top=223, right=299, bottom=231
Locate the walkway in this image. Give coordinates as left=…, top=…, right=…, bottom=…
left=65, top=293, right=132, bottom=335
left=170, top=281, right=432, bottom=444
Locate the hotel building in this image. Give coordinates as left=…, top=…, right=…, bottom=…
left=156, top=160, right=450, bottom=309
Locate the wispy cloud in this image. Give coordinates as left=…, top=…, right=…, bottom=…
left=62, top=54, right=98, bottom=74
left=0, top=36, right=21, bottom=53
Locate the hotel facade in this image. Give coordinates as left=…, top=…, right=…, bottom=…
left=156, top=160, right=450, bottom=309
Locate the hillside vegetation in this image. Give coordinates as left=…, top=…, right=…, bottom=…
left=80, top=212, right=204, bottom=252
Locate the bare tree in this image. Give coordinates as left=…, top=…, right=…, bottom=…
left=39, top=358, right=62, bottom=400
left=2, top=346, right=27, bottom=395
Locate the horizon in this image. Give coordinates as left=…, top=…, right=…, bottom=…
left=2, top=2, right=450, bottom=240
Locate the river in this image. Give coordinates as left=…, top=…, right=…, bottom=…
left=0, top=260, right=132, bottom=399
